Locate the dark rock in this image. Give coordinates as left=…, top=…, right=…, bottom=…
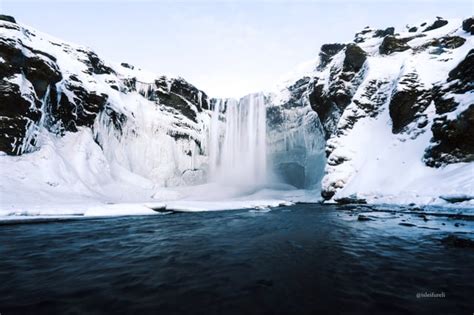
left=418, top=214, right=429, bottom=222
left=335, top=195, right=367, bottom=205
left=373, top=27, right=395, bottom=38
left=279, top=77, right=311, bottom=109
left=100, top=107, right=128, bottom=136
left=423, top=19, right=448, bottom=32
left=431, top=89, right=458, bottom=115
left=53, top=81, right=108, bottom=132
left=0, top=37, right=63, bottom=154
left=353, top=80, right=390, bottom=119
left=308, top=83, right=343, bottom=138
left=424, top=105, right=474, bottom=167
left=309, top=45, right=367, bottom=138
left=462, top=17, right=474, bottom=32
left=120, top=62, right=134, bottom=70
left=408, top=26, right=418, bottom=33
left=0, top=38, right=63, bottom=98
left=125, top=76, right=209, bottom=122
left=399, top=222, right=416, bottom=227
left=321, top=189, right=336, bottom=200
left=0, top=79, right=41, bottom=154
left=420, top=36, right=466, bottom=51
left=343, top=44, right=366, bottom=73
left=327, top=155, right=349, bottom=166
left=379, top=36, right=410, bottom=55
left=441, top=235, right=474, bottom=248
left=156, top=89, right=198, bottom=122
left=389, top=89, right=426, bottom=133
left=354, top=27, right=373, bottom=43
left=0, top=15, right=16, bottom=24
left=122, top=77, right=136, bottom=92
left=82, top=50, right=115, bottom=75
left=389, top=73, right=432, bottom=133
left=357, top=214, right=373, bottom=221
left=318, top=43, right=345, bottom=70
left=24, top=56, right=62, bottom=99
left=431, top=49, right=473, bottom=116
left=448, top=49, right=474, bottom=82
left=439, top=194, right=473, bottom=203
left=169, top=78, right=209, bottom=111
left=462, top=17, right=473, bottom=33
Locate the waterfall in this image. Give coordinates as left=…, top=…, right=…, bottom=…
left=209, top=93, right=268, bottom=187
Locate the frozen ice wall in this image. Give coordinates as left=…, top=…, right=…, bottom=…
left=92, top=95, right=209, bottom=188
left=266, top=100, right=326, bottom=190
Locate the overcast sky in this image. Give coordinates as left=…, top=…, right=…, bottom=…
left=1, top=0, right=471, bottom=97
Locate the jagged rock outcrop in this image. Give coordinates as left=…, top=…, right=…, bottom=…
left=318, top=43, right=346, bottom=70
left=424, top=105, right=474, bottom=166
left=420, top=36, right=465, bottom=51
left=373, top=27, right=395, bottom=38
left=379, top=36, right=411, bottom=55
left=388, top=72, right=432, bottom=133
left=423, top=18, right=448, bottom=32
left=424, top=49, right=474, bottom=166
left=0, top=15, right=15, bottom=24
left=308, top=44, right=367, bottom=138
left=462, top=17, right=474, bottom=34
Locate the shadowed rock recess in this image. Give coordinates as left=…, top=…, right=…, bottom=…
left=0, top=15, right=473, bottom=202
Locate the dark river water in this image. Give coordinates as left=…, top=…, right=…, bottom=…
left=0, top=204, right=473, bottom=315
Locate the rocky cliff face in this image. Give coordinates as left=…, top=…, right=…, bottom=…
left=0, top=15, right=210, bottom=186
left=302, top=17, right=473, bottom=202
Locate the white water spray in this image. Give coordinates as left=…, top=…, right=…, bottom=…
left=209, top=93, right=268, bottom=188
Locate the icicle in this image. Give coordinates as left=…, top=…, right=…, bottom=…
left=20, top=85, right=51, bottom=153
left=197, top=91, right=202, bottom=108
left=208, top=99, right=221, bottom=178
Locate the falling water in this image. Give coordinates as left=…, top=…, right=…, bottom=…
left=209, top=93, right=267, bottom=187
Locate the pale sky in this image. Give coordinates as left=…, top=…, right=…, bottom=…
left=1, top=0, right=472, bottom=97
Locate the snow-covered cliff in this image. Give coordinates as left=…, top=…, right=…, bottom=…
left=0, top=15, right=215, bottom=211
left=274, top=17, right=473, bottom=205
left=0, top=15, right=473, bottom=214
